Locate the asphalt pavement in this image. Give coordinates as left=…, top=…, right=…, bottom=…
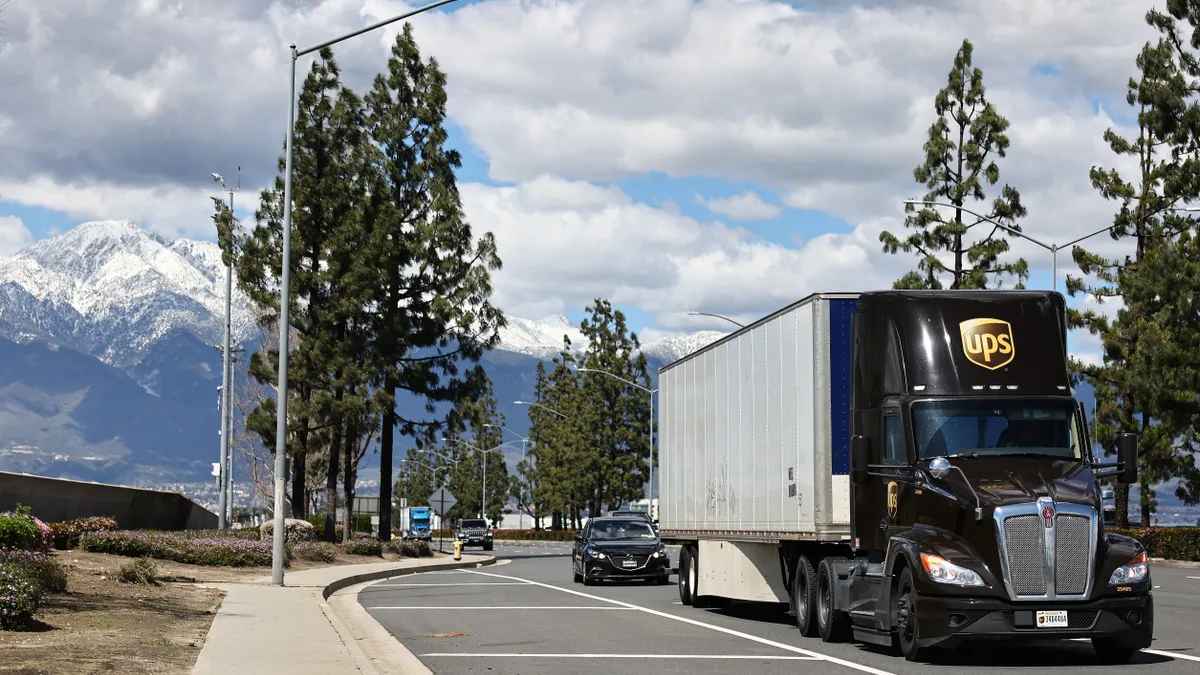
left=361, top=542, right=1200, bottom=675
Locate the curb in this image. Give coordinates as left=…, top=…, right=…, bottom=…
left=321, top=555, right=498, bottom=600
left=1151, top=557, right=1200, bottom=569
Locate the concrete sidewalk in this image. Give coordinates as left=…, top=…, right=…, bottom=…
left=192, top=554, right=492, bottom=675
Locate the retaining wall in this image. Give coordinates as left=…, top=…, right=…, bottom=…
left=0, top=471, right=217, bottom=529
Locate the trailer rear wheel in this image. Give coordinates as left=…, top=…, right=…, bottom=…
left=678, top=547, right=693, bottom=605
left=790, top=555, right=818, bottom=638
left=688, top=545, right=719, bottom=608
left=817, top=557, right=851, bottom=643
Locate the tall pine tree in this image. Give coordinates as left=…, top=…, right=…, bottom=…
left=359, top=23, right=506, bottom=541
left=880, top=38, right=1029, bottom=289
left=1070, top=4, right=1200, bottom=527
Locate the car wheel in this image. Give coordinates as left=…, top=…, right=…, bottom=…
left=1092, top=640, right=1137, bottom=664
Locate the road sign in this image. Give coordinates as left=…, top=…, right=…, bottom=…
left=429, top=486, right=457, bottom=516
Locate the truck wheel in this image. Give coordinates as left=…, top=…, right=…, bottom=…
left=817, top=557, right=851, bottom=643
left=678, top=547, right=694, bottom=605
left=790, top=555, right=818, bottom=638
left=895, top=566, right=930, bottom=662
left=484, top=542, right=493, bottom=551
left=689, top=546, right=718, bottom=608
left=1091, top=640, right=1137, bottom=664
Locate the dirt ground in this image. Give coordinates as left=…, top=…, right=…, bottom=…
left=0, top=548, right=442, bottom=674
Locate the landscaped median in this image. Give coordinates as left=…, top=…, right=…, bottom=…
left=0, top=510, right=453, bottom=674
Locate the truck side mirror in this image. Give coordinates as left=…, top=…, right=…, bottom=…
left=1117, top=433, right=1138, bottom=484
left=851, top=435, right=870, bottom=485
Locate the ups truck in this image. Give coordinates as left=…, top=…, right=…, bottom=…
left=658, top=291, right=1150, bottom=663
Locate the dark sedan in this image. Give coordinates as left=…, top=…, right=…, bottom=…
left=572, top=517, right=670, bottom=585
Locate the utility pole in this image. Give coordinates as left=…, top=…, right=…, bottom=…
left=211, top=168, right=240, bottom=530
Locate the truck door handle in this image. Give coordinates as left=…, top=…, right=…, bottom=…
left=879, top=519, right=888, bottom=531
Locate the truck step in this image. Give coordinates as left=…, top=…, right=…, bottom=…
left=852, top=626, right=895, bottom=648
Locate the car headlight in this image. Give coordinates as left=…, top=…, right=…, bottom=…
left=586, top=547, right=606, bottom=559
left=651, top=545, right=668, bottom=558
left=1109, top=551, right=1148, bottom=585
left=920, top=552, right=984, bottom=586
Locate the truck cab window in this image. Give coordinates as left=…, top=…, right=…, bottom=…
left=884, top=415, right=906, bottom=464
left=911, top=399, right=1081, bottom=460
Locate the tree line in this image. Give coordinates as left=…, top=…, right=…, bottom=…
left=880, top=4, right=1200, bottom=527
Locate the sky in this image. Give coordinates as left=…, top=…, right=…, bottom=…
left=0, top=0, right=1166, bottom=364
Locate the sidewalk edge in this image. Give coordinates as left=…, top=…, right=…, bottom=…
left=321, top=556, right=497, bottom=600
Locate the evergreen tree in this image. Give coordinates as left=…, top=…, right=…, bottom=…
left=527, top=341, right=584, bottom=529
left=577, top=299, right=654, bottom=514
left=1070, top=5, right=1200, bottom=527
left=394, top=448, right=442, bottom=509
left=880, top=38, right=1029, bottom=289
left=359, top=22, right=506, bottom=541
left=235, top=48, right=361, bottom=518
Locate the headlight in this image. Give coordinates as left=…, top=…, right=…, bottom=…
left=651, top=545, right=668, bottom=558
left=1109, top=551, right=1148, bottom=585
left=586, top=547, right=606, bottom=559
left=920, top=552, right=985, bottom=586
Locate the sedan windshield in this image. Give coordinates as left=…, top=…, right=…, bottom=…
left=911, top=399, right=1081, bottom=460
left=590, top=521, right=657, bottom=540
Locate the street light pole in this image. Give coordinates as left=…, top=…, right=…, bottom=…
left=577, top=367, right=658, bottom=504
left=270, top=0, right=464, bottom=587
left=211, top=168, right=240, bottom=531
left=686, top=311, right=746, bottom=329
left=903, top=199, right=1119, bottom=292
left=444, top=438, right=520, bottom=521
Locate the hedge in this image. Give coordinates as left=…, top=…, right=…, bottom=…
left=492, top=529, right=580, bottom=541
left=1111, top=527, right=1200, bottom=562
left=82, top=530, right=289, bottom=567
left=47, top=516, right=119, bottom=549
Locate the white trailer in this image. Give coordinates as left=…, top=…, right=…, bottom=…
left=658, top=292, right=859, bottom=605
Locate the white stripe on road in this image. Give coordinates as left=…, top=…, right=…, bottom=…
left=1187, top=576, right=1200, bottom=580
left=1069, top=639, right=1200, bottom=663
left=370, top=606, right=634, bottom=610
left=422, top=653, right=819, bottom=660
left=372, top=582, right=528, bottom=587
left=461, top=569, right=896, bottom=675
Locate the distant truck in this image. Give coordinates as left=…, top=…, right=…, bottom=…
left=403, top=506, right=432, bottom=540
left=658, top=291, right=1150, bottom=663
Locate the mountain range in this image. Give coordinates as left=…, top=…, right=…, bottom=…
left=0, top=221, right=726, bottom=485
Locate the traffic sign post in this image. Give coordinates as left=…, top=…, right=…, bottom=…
left=429, top=486, right=457, bottom=553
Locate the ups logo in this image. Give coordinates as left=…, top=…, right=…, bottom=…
left=959, top=318, right=1014, bottom=370
left=887, top=481, right=899, bottom=519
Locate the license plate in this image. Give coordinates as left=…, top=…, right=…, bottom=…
left=1036, top=611, right=1068, bottom=628
left=621, top=559, right=637, bottom=568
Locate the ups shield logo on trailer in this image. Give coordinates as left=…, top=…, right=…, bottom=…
left=959, top=318, right=1015, bottom=370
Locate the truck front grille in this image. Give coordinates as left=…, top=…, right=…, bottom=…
left=994, top=500, right=1096, bottom=601
left=1003, top=515, right=1046, bottom=596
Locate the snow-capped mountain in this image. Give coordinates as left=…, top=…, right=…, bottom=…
left=496, top=315, right=727, bottom=363
left=0, top=220, right=257, bottom=371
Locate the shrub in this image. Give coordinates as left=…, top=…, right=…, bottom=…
left=293, top=541, right=338, bottom=563
left=389, top=539, right=433, bottom=558
left=308, top=514, right=372, bottom=539
left=0, top=561, right=42, bottom=630
left=259, top=518, right=316, bottom=544
left=0, top=549, right=69, bottom=594
left=48, top=516, right=119, bottom=550
left=0, top=513, right=39, bottom=552
left=81, top=530, right=288, bottom=567
left=341, top=538, right=383, bottom=557
left=1111, top=527, right=1200, bottom=562
left=118, top=557, right=160, bottom=585
left=492, top=529, right=578, bottom=542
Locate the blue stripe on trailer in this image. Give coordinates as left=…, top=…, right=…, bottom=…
left=829, top=298, right=856, bottom=475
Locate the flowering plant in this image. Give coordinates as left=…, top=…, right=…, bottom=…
left=48, top=516, right=118, bottom=550
left=81, top=530, right=289, bottom=567
left=0, top=561, right=41, bottom=630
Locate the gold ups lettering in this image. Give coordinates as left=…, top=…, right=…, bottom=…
left=959, top=318, right=1014, bottom=370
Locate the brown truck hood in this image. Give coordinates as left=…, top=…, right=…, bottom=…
left=926, top=456, right=1100, bottom=510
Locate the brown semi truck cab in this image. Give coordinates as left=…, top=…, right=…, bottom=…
left=841, top=289, right=1150, bottom=661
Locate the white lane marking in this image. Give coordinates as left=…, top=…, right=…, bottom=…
left=461, top=570, right=896, bottom=675
left=370, top=606, right=634, bottom=610
left=1069, top=639, right=1200, bottom=663
left=421, top=653, right=819, bottom=660
left=1187, top=576, right=1200, bottom=580
left=373, top=582, right=528, bottom=587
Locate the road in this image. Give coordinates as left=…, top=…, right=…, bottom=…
left=361, top=542, right=1200, bottom=674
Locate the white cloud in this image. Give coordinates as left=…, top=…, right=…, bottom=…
left=0, top=0, right=1173, bottom=329
left=697, top=191, right=781, bottom=221
left=0, top=216, right=33, bottom=257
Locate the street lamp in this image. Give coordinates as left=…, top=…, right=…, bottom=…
left=577, top=367, right=658, bottom=503
left=444, top=438, right=522, bottom=520
left=514, top=400, right=571, bottom=419
left=686, top=311, right=745, bottom=329
left=903, top=199, right=1119, bottom=292
left=269, top=0, right=465, bottom=587
left=211, top=167, right=240, bottom=531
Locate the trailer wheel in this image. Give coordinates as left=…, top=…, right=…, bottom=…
left=678, top=547, right=693, bottom=605
left=817, top=557, right=851, bottom=643
left=689, top=545, right=719, bottom=608
left=790, top=555, right=818, bottom=638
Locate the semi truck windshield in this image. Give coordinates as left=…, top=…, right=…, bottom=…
left=911, top=399, right=1081, bottom=460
